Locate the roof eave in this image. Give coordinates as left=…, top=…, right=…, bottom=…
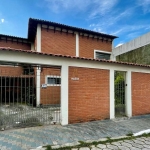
left=28, top=18, right=118, bottom=42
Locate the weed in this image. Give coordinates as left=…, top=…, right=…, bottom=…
left=46, top=145, right=52, bottom=150
left=44, top=133, right=150, bottom=150
left=126, top=132, right=133, bottom=136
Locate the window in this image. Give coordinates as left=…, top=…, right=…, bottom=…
left=94, top=50, right=111, bottom=60
left=46, top=76, right=61, bottom=86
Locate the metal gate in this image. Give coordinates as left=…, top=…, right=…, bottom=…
left=115, top=71, right=126, bottom=117
left=0, top=63, right=61, bottom=130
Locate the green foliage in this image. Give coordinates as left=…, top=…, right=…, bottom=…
left=116, top=43, right=150, bottom=65
left=126, top=132, right=133, bottom=136
left=115, top=72, right=125, bottom=105
left=46, top=145, right=52, bottom=150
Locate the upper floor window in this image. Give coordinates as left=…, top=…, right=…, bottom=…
left=94, top=50, right=111, bottom=60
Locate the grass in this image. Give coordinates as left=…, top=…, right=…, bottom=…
left=126, top=132, right=133, bottom=136
left=44, top=132, right=150, bottom=150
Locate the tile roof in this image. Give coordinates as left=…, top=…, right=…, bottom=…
left=28, top=18, right=118, bottom=42
left=0, top=47, right=150, bottom=68
left=0, top=34, right=30, bottom=41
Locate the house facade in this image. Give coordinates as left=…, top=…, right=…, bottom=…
left=1, top=18, right=150, bottom=128
left=0, top=18, right=117, bottom=108
left=30, top=18, right=117, bottom=107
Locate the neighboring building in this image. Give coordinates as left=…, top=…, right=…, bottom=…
left=112, top=32, right=150, bottom=64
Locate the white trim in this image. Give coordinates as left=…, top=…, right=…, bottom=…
left=110, top=41, right=116, bottom=61
left=94, top=50, right=111, bottom=59
left=1, top=51, right=150, bottom=74
left=45, top=75, right=61, bottom=86
left=76, top=33, right=79, bottom=57
left=110, top=54, right=116, bottom=61
left=36, top=67, right=41, bottom=106
left=112, top=40, right=114, bottom=49
left=125, top=70, right=132, bottom=117
left=37, top=24, right=41, bottom=52
left=31, top=43, right=34, bottom=51
left=110, top=69, right=115, bottom=119
left=61, top=65, right=68, bottom=125
left=36, top=24, right=41, bottom=107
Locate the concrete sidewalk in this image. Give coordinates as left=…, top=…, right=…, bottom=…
left=0, top=115, right=150, bottom=150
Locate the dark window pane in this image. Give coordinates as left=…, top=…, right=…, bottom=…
left=96, top=52, right=110, bottom=60
left=47, top=77, right=61, bottom=85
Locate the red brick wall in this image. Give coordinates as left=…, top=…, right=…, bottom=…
left=79, top=36, right=112, bottom=58
left=40, top=68, right=60, bottom=105
left=0, top=66, right=23, bottom=76
left=69, top=67, right=110, bottom=123
left=41, top=28, right=76, bottom=55
left=132, top=72, right=150, bottom=116
left=0, top=40, right=31, bottom=50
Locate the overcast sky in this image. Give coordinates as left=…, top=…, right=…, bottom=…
left=0, top=0, right=150, bottom=47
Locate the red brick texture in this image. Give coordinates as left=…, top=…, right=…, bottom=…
left=41, top=28, right=76, bottom=55
left=0, top=66, right=23, bottom=76
left=132, top=72, right=150, bottom=116
left=40, top=68, right=60, bottom=105
left=69, top=67, right=110, bottom=123
left=0, top=40, right=31, bottom=50
left=79, top=36, right=112, bottom=58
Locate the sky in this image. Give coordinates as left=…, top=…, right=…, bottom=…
left=0, top=0, right=150, bottom=47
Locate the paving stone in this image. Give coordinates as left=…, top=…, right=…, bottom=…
left=121, top=142, right=133, bottom=147
left=131, top=143, right=144, bottom=148
left=117, top=146, right=130, bottom=150
left=111, top=141, right=122, bottom=146
left=91, top=147, right=101, bottom=150
left=133, top=139, right=145, bottom=145
left=79, top=147, right=90, bottom=150
left=144, top=141, right=150, bottom=145
left=142, top=137, right=149, bottom=140
left=106, top=144, right=118, bottom=149
left=123, top=140, right=135, bottom=144
left=136, top=137, right=146, bottom=142
left=143, top=144, right=150, bottom=148
left=97, top=144, right=106, bottom=148
left=129, top=147, right=141, bottom=150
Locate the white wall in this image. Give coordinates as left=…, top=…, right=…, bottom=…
left=112, top=32, right=150, bottom=57
left=1, top=50, right=150, bottom=123
left=36, top=24, right=41, bottom=106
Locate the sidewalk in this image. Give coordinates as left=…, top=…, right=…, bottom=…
left=0, top=115, right=150, bottom=150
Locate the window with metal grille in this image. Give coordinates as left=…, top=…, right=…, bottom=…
left=95, top=52, right=110, bottom=60
left=46, top=76, right=61, bottom=86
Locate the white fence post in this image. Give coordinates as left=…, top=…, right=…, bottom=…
left=36, top=67, right=41, bottom=106
left=110, top=69, right=115, bottom=119
left=61, top=65, right=69, bottom=125
left=126, top=70, right=132, bottom=117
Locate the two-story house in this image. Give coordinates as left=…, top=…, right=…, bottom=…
left=1, top=18, right=150, bottom=128
left=0, top=18, right=117, bottom=107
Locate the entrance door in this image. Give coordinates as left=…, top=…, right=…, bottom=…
left=115, top=71, right=126, bottom=117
